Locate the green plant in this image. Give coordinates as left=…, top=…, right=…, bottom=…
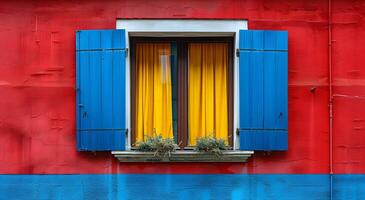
left=135, top=135, right=178, bottom=158
left=195, top=136, right=227, bottom=156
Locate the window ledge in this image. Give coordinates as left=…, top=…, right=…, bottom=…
left=111, top=150, right=254, bottom=162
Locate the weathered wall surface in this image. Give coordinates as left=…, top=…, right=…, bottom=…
left=0, top=0, right=364, bottom=176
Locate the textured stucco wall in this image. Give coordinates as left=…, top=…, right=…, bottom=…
left=0, top=0, right=364, bottom=175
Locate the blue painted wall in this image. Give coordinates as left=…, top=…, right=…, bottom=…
left=0, top=174, right=362, bottom=200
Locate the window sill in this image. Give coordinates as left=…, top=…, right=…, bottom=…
left=111, top=150, right=254, bottom=162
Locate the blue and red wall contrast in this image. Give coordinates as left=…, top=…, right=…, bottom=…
left=0, top=0, right=365, bottom=199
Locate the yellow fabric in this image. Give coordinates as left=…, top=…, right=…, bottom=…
left=135, top=43, right=173, bottom=142
left=188, top=43, right=229, bottom=145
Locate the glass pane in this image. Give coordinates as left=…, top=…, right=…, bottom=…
left=188, top=43, right=229, bottom=145
left=134, top=42, right=176, bottom=142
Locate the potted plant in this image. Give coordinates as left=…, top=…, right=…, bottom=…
left=135, top=135, right=178, bottom=159
left=195, top=136, right=227, bottom=158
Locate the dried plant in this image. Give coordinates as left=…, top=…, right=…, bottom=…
left=195, top=136, right=227, bottom=157
left=135, top=135, right=178, bottom=158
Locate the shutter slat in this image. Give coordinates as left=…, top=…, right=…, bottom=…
left=264, top=51, right=288, bottom=129
left=101, top=51, right=113, bottom=129
left=252, top=52, right=264, bottom=128
left=79, top=51, right=90, bottom=129
left=239, top=51, right=264, bottom=129
left=88, top=31, right=101, bottom=50
left=113, top=50, right=126, bottom=129
left=276, top=31, right=289, bottom=51
left=89, top=51, right=102, bottom=129
left=239, top=30, right=288, bottom=151
left=239, top=51, right=250, bottom=129
left=101, top=31, right=113, bottom=49
left=76, top=36, right=80, bottom=149
left=263, top=31, right=277, bottom=50
left=76, top=29, right=126, bottom=151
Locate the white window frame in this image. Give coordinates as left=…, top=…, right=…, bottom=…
left=116, top=19, right=248, bottom=150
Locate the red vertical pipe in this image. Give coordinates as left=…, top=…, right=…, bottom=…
left=328, top=0, right=333, bottom=199
left=328, top=0, right=333, bottom=175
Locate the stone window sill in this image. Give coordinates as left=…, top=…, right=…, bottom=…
left=111, top=150, right=254, bottom=162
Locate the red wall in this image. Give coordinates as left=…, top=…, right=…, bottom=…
left=0, top=0, right=364, bottom=174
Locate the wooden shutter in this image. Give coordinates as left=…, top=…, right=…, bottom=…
left=76, top=30, right=126, bottom=151
left=239, top=30, right=288, bottom=150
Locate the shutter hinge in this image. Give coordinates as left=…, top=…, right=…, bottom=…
left=125, top=48, right=128, bottom=57
left=236, top=49, right=240, bottom=57
left=236, top=128, right=240, bottom=135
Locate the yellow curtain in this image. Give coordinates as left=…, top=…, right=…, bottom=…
left=188, top=43, right=228, bottom=145
left=135, top=43, right=173, bottom=142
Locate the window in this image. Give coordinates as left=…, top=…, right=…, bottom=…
left=76, top=22, right=288, bottom=155
left=130, top=37, right=234, bottom=148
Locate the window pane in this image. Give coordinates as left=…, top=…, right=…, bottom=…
left=135, top=43, right=175, bottom=142
left=188, top=43, right=229, bottom=145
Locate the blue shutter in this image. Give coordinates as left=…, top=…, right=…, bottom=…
left=239, top=30, right=288, bottom=150
left=76, top=30, right=126, bottom=151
